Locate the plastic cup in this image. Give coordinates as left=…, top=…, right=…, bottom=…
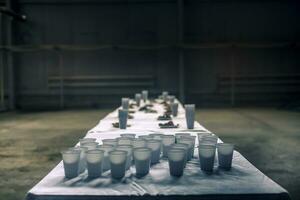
left=118, top=109, right=128, bottom=129
left=121, top=97, right=130, bottom=110
left=217, top=143, right=234, bottom=170
left=117, top=137, right=133, bottom=145
left=146, top=139, right=161, bottom=164
left=133, top=147, right=152, bottom=177
left=81, top=142, right=99, bottom=150
left=200, top=135, right=218, bottom=146
left=79, top=138, right=96, bottom=145
left=109, top=150, right=127, bottom=179
left=185, top=104, right=195, bottom=129
left=120, top=133, right=136, bottom=139
left=135, top=93, right=141, bottom=107
left=86, top=149, right=104, bottom=178
left=168, top=148, right=185, bottom=177
left=197, top=132, right=214, bottom=143
left=171, top=143, right=189, bottom=168
left=61, top=149, right=81, bottom=179
left=69, top=146, right=88, bottom=173
left=162, top=91, right=168, bottom=102
left=177, top=137, right=194, bottom=161
left=98, top=144, right=114, bottom=171
left=115, top=145, right=133, bottom=170
left=180, top=135, right=196, bottom=158
left=133, top=138, right=147, bottom=148
left=102, top=139, right=117, bottom=147
left=170, top=103, right=178, bottom=117
left=162, top=135, right=175, bottom=158
left=168, top=95, right=175, bottom=103
left=142, top=90, right=148, bottom=102
left=198, top=144, right=216, bottom=172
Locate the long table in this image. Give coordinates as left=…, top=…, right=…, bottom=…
left=26, top=100, right=290, bottom=200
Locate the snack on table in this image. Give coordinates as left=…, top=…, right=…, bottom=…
left=157, top=114, right=172, bottom=121
left=159, top=121, right=179, bottom=129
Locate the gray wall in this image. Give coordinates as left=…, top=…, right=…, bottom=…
left=10, top=0, right=300, bottom=109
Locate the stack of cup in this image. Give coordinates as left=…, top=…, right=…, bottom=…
left=180, top=135, right=196, bottom=158
left=162, top=91, right=168, bottom=102
left=86, top=149, right=104, bottom=178
left=133, top=147, right=152, bottom=177
left=142, top=90, right=148, bottom=102
left=118, top=109, right=128, bottom=129
left=217, top=143, right=234, bottom=170
left=146, top=139, right=161, bottom=164
left=98, top=144, right=114, bottom=171
left=135, top=93, right=142, bottom=107
left=170, top=103, right=178, bottom=117
left=121, top=98, right=129, bottom=110
left=168, top=95, right=175, bottom=104
left=115, top=145, right=133, bottom=170
left=168, top=148, right=186, bottom=177
left=185, top=104, right=195, bottom=129
left=109, top=150, right=127, bottom=179
left=162, top=135, right=175, bottom=158
left=61, top=149, right=81, bottom=179
left=198, top=144, right=216, bottom=172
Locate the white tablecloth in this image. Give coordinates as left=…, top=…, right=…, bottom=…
left=26, top=100, right=290, bottom=200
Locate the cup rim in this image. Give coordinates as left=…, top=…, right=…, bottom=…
left=133, top=147, right=152, bottom=152
left=147, top=139, right=161, bottom=144
left=109, top=150, right=127, bottom=155
left=61, top=149, right=81, bottom=154
left=162, top=135, right=175, bottom=138
left=86, top=149, right=105, bottom=154
left=116, top=144, right=133, bottom=148
left=217, top=143, right=234, bottom=147
left=198, top=144, right=216, bottom=149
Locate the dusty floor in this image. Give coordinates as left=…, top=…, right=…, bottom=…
left=0, top=108, right=299, bottom=200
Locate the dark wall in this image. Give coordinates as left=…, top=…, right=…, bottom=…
left=13, top=0, right=300, bottom=109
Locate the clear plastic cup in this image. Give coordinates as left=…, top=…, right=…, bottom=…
left=79, top=138, right=97, bottom=145
left=118, top=109, right=128, bottom=129
left=198, top=144, right=216, bottom=172
left=180, top=135, right=196, bottom=158
left=170, top=103, right=178, bottom=117
left=133, top=147, right=152, bottom=177
left=98, top=144, right=114, bottom=171
left=142, top=90, right=148, bottom=102
left=121, top=97, right=130, bottom=110
left=162, top=91, right=168, bottom=102
left=146, top=139, right=161, bottom=164
left=117, top=137, right=133, bottom=145
left=197, top=132, right=214, bottom=143
left=115, top=145, right=133, bottom=170
left=120, top=133, right=136, bottom=139
left=61, top=149, right=81, bottom=179
left=168, top=95, right=175, bottom=104
left=133, top=138, right=147, bottom=148
left=102, top=139, right=117, bottom=147
left=69, top=146, right=88, bottom=173
left=185, top=104, right=195, bottom=129
left=162, top=135, right=175, bottom=158
left=200, top=135, right=218, bottom=145
left=177, top=137, right=194, bottom=161
left=135, top=93, right=141, bottom=107
left=86, top=149, right=104, bottom=178
left=171, top=143, right=189, bottom=168
left=81, top=142, right=99, bottom=150
left=217, top=143, right=234, bottom=170
left=109, top=150, right=127, bottom=179
left=168, top=148, right=185, bottom=177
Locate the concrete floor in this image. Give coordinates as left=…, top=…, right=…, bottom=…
left=0, top=108, right=299, bottom=200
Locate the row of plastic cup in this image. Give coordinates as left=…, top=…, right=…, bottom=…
left=61, top=133, right=234, bottom=179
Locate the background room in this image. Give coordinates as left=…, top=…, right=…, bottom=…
left=0, top=0, right=299, bottom=200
